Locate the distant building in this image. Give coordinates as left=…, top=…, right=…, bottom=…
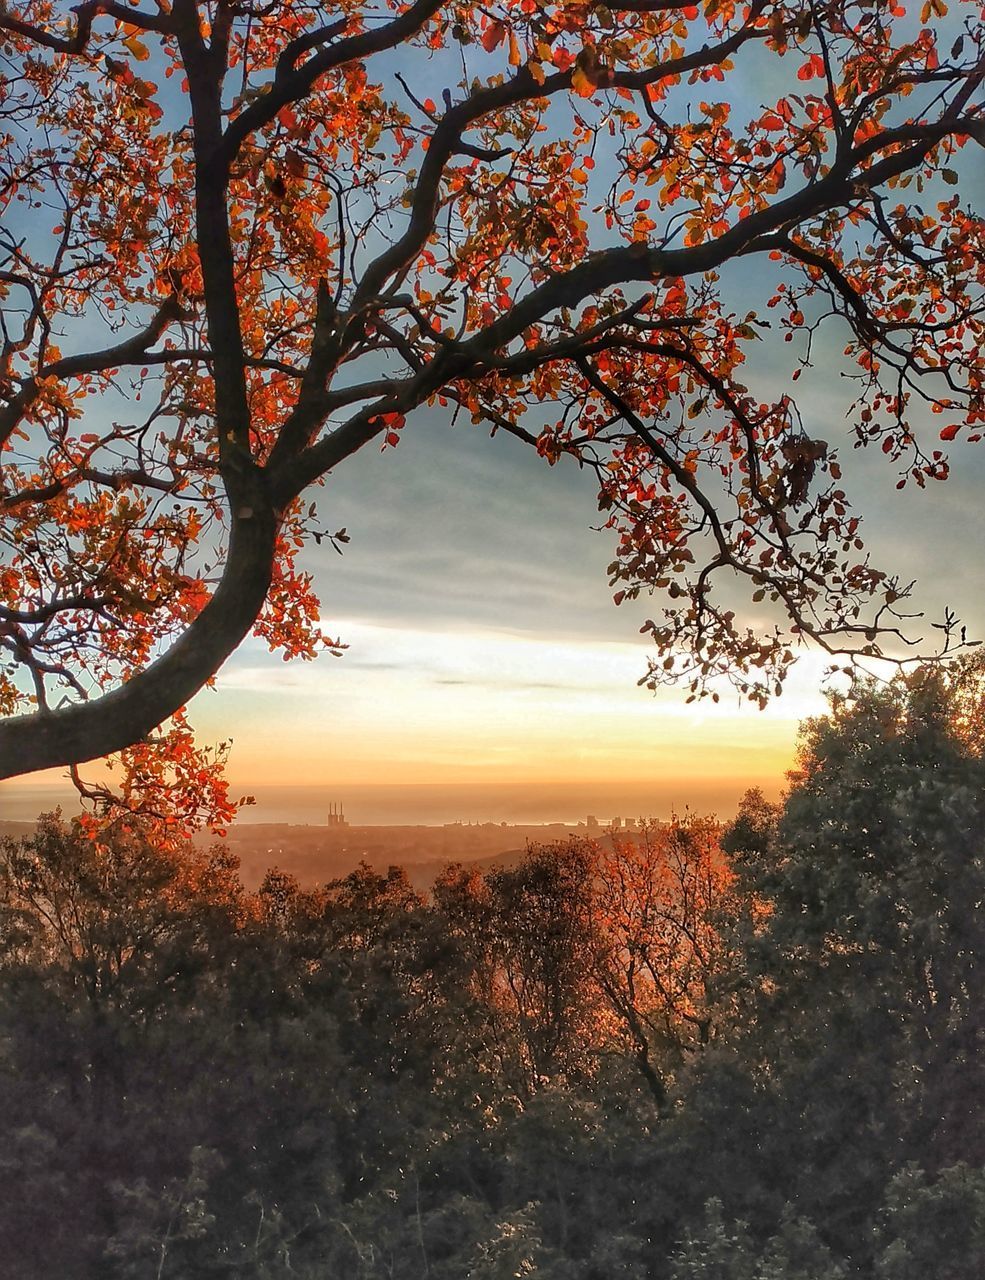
left=586, top=815, right=599, bottom=831
left=611, top=817, right=622, bottom=829
left=327, top=802, right=349, bottom=828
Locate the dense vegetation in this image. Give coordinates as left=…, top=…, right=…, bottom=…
left=3, top=664, right=985, bottom=1278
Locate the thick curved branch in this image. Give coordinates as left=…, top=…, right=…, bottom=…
left=175, top=0, right=255, bottom=478
left=276, top=94, right=983, bottom=501
left=0, top=505, right=278, bottom=777
left=266, top=278, right=344, bottom=469
left=452, top=108, right=982, bottom=362
left=352, top=5, right=770, bottom=309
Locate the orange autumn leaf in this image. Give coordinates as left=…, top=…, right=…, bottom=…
left=481, top=19, right=506, bottom=53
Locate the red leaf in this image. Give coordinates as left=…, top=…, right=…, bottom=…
left=481, top=20, right=506, bottom=53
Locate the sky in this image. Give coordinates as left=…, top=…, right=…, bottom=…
left=7, top=369, right=984, bottom=825
left=3, top=24, right=985, bottom=827
left=2, top=399, right=831, bottom=824
left=203, top=366, right=985, bottom=823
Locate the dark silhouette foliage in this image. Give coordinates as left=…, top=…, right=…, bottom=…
left=4, top=662, right=985, bottom=1276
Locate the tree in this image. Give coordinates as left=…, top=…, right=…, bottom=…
left=0, top=813, right=245, bottom=1277
left=1, top=0, right=984, bottom=787
left=715, top=659, right=985, bottom=1255
left=0, top=810, right=242, bottom=1011
left=435, top=842, right=604, bottom=1097
left=667, top=1199, right=847, bottom=1280
left=592, top=814, right=746, bottom=1107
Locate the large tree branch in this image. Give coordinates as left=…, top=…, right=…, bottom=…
left=174, top=0, right=255, bottom=484
left=456, top=106, right=985, bottom=360
left=0, top=503, right=278, bottom=776
left=0, top=0, right=172, bottom=51
left=351, top=5, right=770, bottom=310
left=266, top=279, right=345, bottom=470
left=273, top=99, right=982, bottom=500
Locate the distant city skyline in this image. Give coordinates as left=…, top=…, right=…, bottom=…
left=2, top=776, right=788, bottom=827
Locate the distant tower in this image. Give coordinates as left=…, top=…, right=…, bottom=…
left=327, top=802, right=349, bottom=828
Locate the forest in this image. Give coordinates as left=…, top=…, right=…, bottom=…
left=3, top=3, right=985, bottom=1272
left=3, top=662, right=985, bottom=1279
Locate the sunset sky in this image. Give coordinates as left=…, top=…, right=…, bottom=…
left=6, top=355, right=985, bottom=825
left=201, top=370, right=985, bottom=822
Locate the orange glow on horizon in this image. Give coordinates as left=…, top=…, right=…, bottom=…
left=2, top=623, right=825, bottom=818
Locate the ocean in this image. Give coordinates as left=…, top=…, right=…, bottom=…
left=0, top=778, right=760, bottom=826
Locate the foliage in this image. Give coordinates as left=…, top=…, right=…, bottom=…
left=593, top=814, right=746, bottom=1104
left=0, top=809, right=243, bottom=1007
left=4, top=668, right=985, bottom=1276
left=668, top=1200, right=846, bottom=1280
left=2, top=0, right=985, bottom=799
left=873, top=1163, right=985, bottom=1280
left=713, top=657, right=985, bottom=1255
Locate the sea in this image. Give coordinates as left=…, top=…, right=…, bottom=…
left=0, top=779, right=756, bottom=826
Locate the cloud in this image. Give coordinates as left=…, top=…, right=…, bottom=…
left=197, top=613, right=827, bottom=794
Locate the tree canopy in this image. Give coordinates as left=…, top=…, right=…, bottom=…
left=5, top=663, right=985, bottom=1276
left=1, top=0, right=984, bottom=793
